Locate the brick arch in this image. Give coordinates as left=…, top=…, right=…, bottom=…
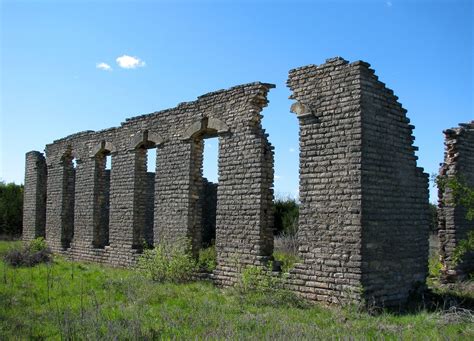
left=91, top=140, right=117, bottom=157
left=182, top=117, right=229, bottom=140
left=130, top=130, right=165, bottom=150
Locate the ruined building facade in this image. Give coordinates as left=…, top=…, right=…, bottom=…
left=24, top=57, right=432, bottom=306
left=286, top=57, right=430, bottom=305
left=438, top=122, right=474, bottom=280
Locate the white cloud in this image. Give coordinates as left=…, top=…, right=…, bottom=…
left=96, top=62, right=112, bottom=71
left=116, top=55, right=146, bottom=69
left=289, top=148, right=295, bottom=153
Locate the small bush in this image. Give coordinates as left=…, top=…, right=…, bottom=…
left=273, top=250, right=300, bottom=273
left=234, top=264, right=307, bottom=308
left=452, top=231, right=474, bottom=266
left=429, top=253, right=443, bottom=279
left=3, top=237, right=52, bottom=267
left=137, top=239, right=197, bottom=283
left=198, top=245, right=217, bottom=272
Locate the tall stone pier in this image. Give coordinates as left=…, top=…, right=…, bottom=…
left=286, top=57, right=430, bottom=306
left=438, top=122, right=474, bottom=280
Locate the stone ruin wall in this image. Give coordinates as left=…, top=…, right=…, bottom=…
left=24, top=57, right=433, bottom=306
left=23, top=82, right=275, bottom=281
left=286, top=57, right=430, bottom=306
left=438, top=122, right=474, bottom=280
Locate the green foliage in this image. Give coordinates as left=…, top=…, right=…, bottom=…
left=429, top=203, right=438, bottom=232
left=29, top=237, right=48, bottom=253
left=197, top=245, right=216, bottom=272
left=3, top=237, right=51, bottom=267
left=0, top=181, right=24, bottom=236
left=0, top=241, right=473, bottom=339
left=234, top=264, right=306, bottom=308
left=452, top=231, right=474, bottom=266
left=137, top=239, right=197, bottom=283
left=428, top=253, right=443, bottom=279
left=437, top=176, right=474, bottom=220
left=437, top=176, right=474, bottom=265
left=273, top=250, right=300, bottom=273
left=238, top=265, right=282, bottom=294
left=273, top=197, right=299, bottom=235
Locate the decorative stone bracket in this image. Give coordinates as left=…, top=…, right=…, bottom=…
left=90, top=140, right=117, bottom=157
left=130, top=130, right=165, bottom=150
left=290, top=102, right=314, bottom=118
left=181, top=117, right=229, bottom=140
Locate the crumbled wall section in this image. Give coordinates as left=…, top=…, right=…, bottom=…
left=286, top=57, right=429, bottom=306
left=438, top=122, right=474, bottom=280
left=23, top=151, right=47, bottom=241
left=25, top=82, right=275, bottom=269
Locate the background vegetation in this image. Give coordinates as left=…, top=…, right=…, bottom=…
left=0, top=181, right=23, bottom=238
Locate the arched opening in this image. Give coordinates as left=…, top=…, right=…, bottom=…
left=93, top=148, right=112, bottom=248
left=187, top=117, right=226, bottom=256
left=61, top=149, right=76, bottom=250
left=201, top=137, right=218, bottom=247
left=131, top=131, right=161, bottom=250
left=144, top=146, right=157, bottom=247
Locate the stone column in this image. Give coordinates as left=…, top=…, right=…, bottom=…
left=438, top=122, right=474, bottom=280
left=45, top=152, right=76, bottom=252
left=22, top=151, right=47, bottom=241
left=287, top=57, right=429, bottom=306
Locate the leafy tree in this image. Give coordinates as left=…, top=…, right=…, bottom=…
left=437, top=176, right=474, bottom=265
left=0, top=181, right=24, bottom=236
left=429, top=203, right=438, bottom=232
left=273, top=197, right=299, bottom=236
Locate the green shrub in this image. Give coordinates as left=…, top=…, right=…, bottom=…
left=234, top=264, right=307, bottom=308
left=452, top=231, right=474, bottom=266
left=273, top=250, right=300, bottom=273
left=137, top=239, right=197, bottom=283
left=437, top=176, right=474, bottom=265
left=3, top=237, right=51, bottom=267
left=29, top=237, right=48, bottom=253
left=428, top=253, right=442, bottom=278
left=238, top=265, right=281, bottom=293
left=198, top=245, right=217, bottom=272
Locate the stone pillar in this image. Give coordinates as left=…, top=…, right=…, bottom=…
left=287, top=57, right=429, bottom=306
left=438, top=122, right=474, bottom=280
left=154, top=141, right=194, bottom=246
left=45, top=151, right=76, bottom=252
left=22, top=151, right=47, bottom=241
left=213, top=91, right=275, bottom=286
left=71, top=156, right=96, bottom=249
left=108, top=150, right=134, bottom=250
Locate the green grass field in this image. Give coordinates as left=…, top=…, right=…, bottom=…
left=0, top=240, right=473, bottom=340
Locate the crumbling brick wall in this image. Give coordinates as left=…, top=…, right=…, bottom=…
left=23, top=59, right=435, bottom=306
left=438, top=122, right=474, bottom=280
left=23, top=82, right=275, bottom=271
left=286, top=57, right=430, bottom=306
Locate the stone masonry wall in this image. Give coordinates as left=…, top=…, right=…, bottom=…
left=438, top=122, right=474, bottom=280
left=25, top=82, right=275, bottom=271
left=23, top=59, right=434, bottom=306
left=286, top=57, right=429, bottom=306
left=23, top=151, right=47, bottom=241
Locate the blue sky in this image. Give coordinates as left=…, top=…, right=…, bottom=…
left=1, top=0, right=472, bottom=202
